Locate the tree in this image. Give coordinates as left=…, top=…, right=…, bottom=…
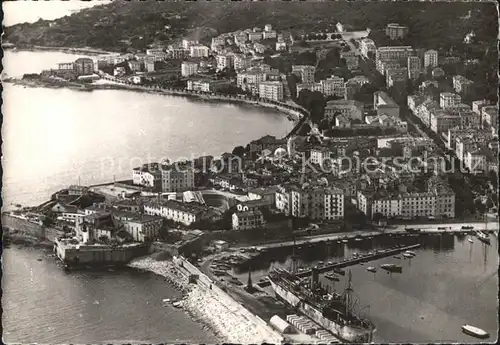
left=297, top=123, right=311, bottom=136
left=232, top=145, right=246, bottom=157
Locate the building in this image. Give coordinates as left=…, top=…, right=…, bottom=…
left=237, top=70, right=266, bottom=94
left=348, top=75, right=370, bottom=87
left=439, top=92, right=461, bottom=109
left=344, top=80, right=362, bottom=100
left=216, top=54, right=234, bottom=71
left=264, top=24, right=273, bottom=32
left=424, top=50, right=439, bottom=68
left=74, top=58, right=94, bottom=76
left=186, top=78, right=230, bottom=92
left=386, top=67, right=408, bottom=87
left=128, top=60, right=142, bottom=73
left=292, top=65, right=316, bottom=83
left=233, top=33, right=248, bottom=46
left=321, top=76, right=345, bottom=97
left=452, top=75, right=474, bottom=95
left=482, top=105, right=499, bottom=127
left=376, top=46, right=413, bottom=61
left=376, top=59, right=403, bottom=76
left=132, top=163, right=162, bottom=190
left=58, top=62, right=74, bottom=70
left=248, top=31, right=263, bottom=42
left=124, top=215, right=163, bottom=242
left=189, top=45, right=210, bottom=58
left=258, top=81, right=284, bottom=102
left=145, top=59, right=155, bottom=72
left=263, top=30, right=277, bottom=39
left=358, top=189, right=454, bottom=220
left=407, top=56, right=421, bottom=80
left=385, top=23, right=409, bottom=40
left=430, top=110, right=460, bottom=134
left=144, top=200, right=215, bottom=226
left=431, top=67, right=445, bottom=79
left=182, top=39, right=199, bottom=49
left=276, top=185, right=344, bottom=220
left=168, top=48, right=190, bottom=60
left=359, top=38, right=377, bottom=58
left=181, top=61, right=199, bottom=77
left=324, top=99, right=364, bottom=122
left=232, top=203, right=265, bottom=230
left=373, top=91, right=400, bottom=118
left=233, top=54, right=252, bottom=71
left=365, top=113, right=408, bottom=133
left=276, top=41, right=287, bottom=52
left=161, top=162, right=195, bottom=192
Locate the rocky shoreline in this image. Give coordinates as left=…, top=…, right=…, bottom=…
left=128, top=256, right=282, bottom=344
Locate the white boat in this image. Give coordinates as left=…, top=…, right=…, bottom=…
left=172, top=301, right=183, bottom=308
left=162, top=298, right=171, bottom=303
left=461, top=324, right=489, bottom=338
left=475, top=231, right=490, bottom=244
left=366, top=266, right=377, bottom=273
left=467, top=237, right=474, bottom=243
left=402, top=253, right=414, bottom=259
left=342, top=239, right=348, bottom=243
left=405, top=251, right=416, bottom=256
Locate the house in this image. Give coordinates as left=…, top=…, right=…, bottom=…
left=128, top=60, right=143, bottom=73
left=51, top=202, right=79, bottom=214
left=123, top=214, right=163, bottom=242
left=232, top=205, right=265, bottom=230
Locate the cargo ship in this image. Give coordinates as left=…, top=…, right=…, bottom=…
left=268, top=267, right=374, bottom=342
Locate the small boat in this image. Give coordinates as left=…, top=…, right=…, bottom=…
left=359, top=262, right=365, bottom=266
left=172, top=301, right=183, bottom=308
left=462, top=226, right=474, bottom=230
left=467, top=237, right=474, bottom=243
left=318, top=261, right=324, bottom=265
left=162, top=298, right=171, bottom=303
left=327, top=260, right=333, bottom=265
left=461, top=324, right=489, bottom=338
left=402, top=253, right=414, bottom=259
left=354, top=238, right=363, bottom=242
left=381, top=264, right=403, bottom=273
left=404, top=250, right=416, bottom=257
left=475, top=230, right=490, bottom=244
left=366, top=266, right=377, bottom=273
left=438, top=227, right=447, bottom=230
left=325, top=273, right=340, bottom=281
left=341, top=239, right=348, bottom=243
left=37, top=258, right=43, bottom=261
left=393, top=255, right=401, bottom=259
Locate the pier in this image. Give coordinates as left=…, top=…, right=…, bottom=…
left=294, top=243, right=421, bottom=277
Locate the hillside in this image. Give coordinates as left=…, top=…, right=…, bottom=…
left=3, top=1, right=498, bottom=52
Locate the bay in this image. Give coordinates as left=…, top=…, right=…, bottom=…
left=1, top=50, right=293, bottom=209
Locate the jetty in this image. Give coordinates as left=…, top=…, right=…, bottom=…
left=294, top=243, right=421, bottom=277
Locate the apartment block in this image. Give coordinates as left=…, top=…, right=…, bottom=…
left=452, top=75, right=474, bottom=95
left=439, top=92, right=461, bottom=109
left=385, top=23, right=409, bottom=40
left=258, top=81, right=284, bottom=101
left=324, top=99, right=364, bottom=121
left=161, top=162, right=195, bottom=192
left=423, top=50, right=439, bottom=68
left=181, top=61, right=199, bottom=77
left=292, top=65, right=316, bottom=83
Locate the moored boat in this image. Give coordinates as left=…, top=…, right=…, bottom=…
left=366, top=266, right=377, bottom=273
left=461, top=324, right=489, bottom=338
left=334, top=268, right=345, bottom=276
left=467, top=237, right=474, bottom=243
left=381, top=264, right=403, bottom=273
left=325, top=273, right=340, bottom=281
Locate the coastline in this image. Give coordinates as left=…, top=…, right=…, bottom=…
left=3, top=77, right=307, bottom=123
left=128, top=256, right=284, bottom=344
left=2, top=44, right=117, bottom=56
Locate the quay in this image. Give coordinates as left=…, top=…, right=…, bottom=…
left=294, top=243, right=421, bottom=277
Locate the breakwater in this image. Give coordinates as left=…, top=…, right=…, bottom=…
left=128, top=255, right=284, bottom=344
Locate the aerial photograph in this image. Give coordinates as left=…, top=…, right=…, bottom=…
left=1, top=0, right=498, bottom=344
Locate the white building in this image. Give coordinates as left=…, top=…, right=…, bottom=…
left=181, top=61, right=199, bottom=77
left=144, top=200, right=214, bottom=226
left=359, top=38, right=377, bottom=58
left=182, top=39, right=199, bottom=49
left=424, top=50, right=438, bottom=68
left=407, top=56, right=421, bottom=80
left=439, top=92, right=461, bottom=109
left=216, top=54, right=234, bottom=71
left=189, top=45, right=210, bottom=58
left=264, top=24, right=273, bottom=32
left=321, top=76, right=345, bottom=97
left=258, top=81, right=284, bottom=101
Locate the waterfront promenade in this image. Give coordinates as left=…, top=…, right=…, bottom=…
left=251, top=221, right=499, bottom=250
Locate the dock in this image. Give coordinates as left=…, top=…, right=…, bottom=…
left=294, top=243, right=421, bottom=277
